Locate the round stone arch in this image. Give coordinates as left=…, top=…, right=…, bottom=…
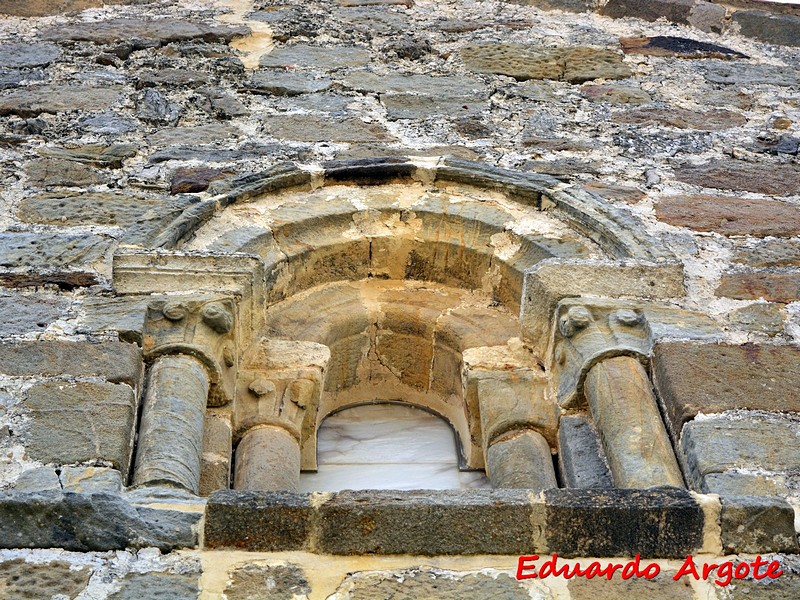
left=168, top=157, right=671, bottom=488
left=120, top=156, right=687, bottom=495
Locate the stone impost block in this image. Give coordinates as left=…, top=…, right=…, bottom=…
left=544, top=487, right=704, bottom=558
left=22, top=381, right=138, bottom=479
left=0, top=491, right=199, bottom=551
left=720, top=495, right=799, bottom=554
left=236, top=338, right=329, bottom=471
left=486, top=430, right=558, bottom=491
left=653, top=342, right=800, bottom=439
left=204, top=490, right=315, bottom=551
left=0, top=340, right=142, bottom=388
left=316, top=489, right=542, bottom=555
left=557, top=415, right=614, bottom=489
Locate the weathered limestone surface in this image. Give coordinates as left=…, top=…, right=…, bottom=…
left=0, top=491, right=199, bottom=551
left=680, top=413, right=800, bottom=494
left=720, top=496, right=799, bottom=554
left=23, top=381, right=138, bottom=477
left=132, top=355, right=210, bottom=493
left=585, top=357, right=684, bottom=489
left=0, top=340, right=141, bottom=386
left=653, top=342, right=800, bottom=437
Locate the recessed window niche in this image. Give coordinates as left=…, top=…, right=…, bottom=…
left=298, top=403, right=490, bottom=492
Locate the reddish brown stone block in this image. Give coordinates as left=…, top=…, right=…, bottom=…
left=652, top=342, right=800, bottom=437
left=655, top=195, right=800, bottom=237
left=715, top=270, right=800, bottom=303
left=673, top=160, right=800, bottom=195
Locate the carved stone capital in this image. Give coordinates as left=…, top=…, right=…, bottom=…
left=143, top=295, right=238, bottom=406
left=551, top=298, right=722, bottom=409
left=234, top=338, right=330, bottom=470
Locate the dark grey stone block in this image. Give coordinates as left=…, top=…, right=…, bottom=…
left=558, top=415, right=614, bottom=489
left=316, top=489, right=542, bottom=555
left=721, top=496, right=799, bottom=554
left=544, top=487, right=704, bottom=558
left=204, top=490, right=314, bottom=551
left=0, top=491, right=199, bottom=551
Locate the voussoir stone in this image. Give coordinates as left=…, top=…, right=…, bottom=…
left=0, top=86, right=123, bottom=117
left=42, top=18, right=249, bottom=47
left=653, top=342, right=800, bottom=437
left=22, top=380, right=137, bottom=476
left=673, top=160, right=800, bottom=195
left=655, top=195, right=800, bottom=237
left=461, top=43, right=631, bottom=83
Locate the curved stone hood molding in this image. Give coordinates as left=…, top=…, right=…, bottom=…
left=147, top=157, right=676, bottom=264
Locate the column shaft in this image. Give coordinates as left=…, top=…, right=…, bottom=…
left=487, top=430, right=558, bottom=491
left=132, top=354, right=209, bottom=493
left=234, top=425, right=300, bottom=492
left=585, top=356, right=684, bottom=488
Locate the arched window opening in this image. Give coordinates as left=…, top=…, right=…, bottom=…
left=298, top=403, right=489, bottom=492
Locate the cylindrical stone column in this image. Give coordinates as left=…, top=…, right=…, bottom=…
left=234, top=425, right=300, bottom=492
left=132, top=354, right=210, bottom=493
left=585, top=355, right=684, bottom=489
left=486, top=430, right=558, bottom=491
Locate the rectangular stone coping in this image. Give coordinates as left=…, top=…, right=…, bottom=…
left=204, top=487, right=707, bottom=558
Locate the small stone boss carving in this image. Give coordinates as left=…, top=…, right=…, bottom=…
left=516, top=554, right=783, bottom=586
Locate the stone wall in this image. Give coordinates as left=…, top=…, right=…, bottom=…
left=0, top=0, right=799, bottom=596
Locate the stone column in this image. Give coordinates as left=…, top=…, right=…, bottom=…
left=234, top=425, right=300, bottom=492
left=132, top=354, right=210, bottom=493
left=584, top=356, right=684, bottom=489
left=486, top=429, right=557, bottom=491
